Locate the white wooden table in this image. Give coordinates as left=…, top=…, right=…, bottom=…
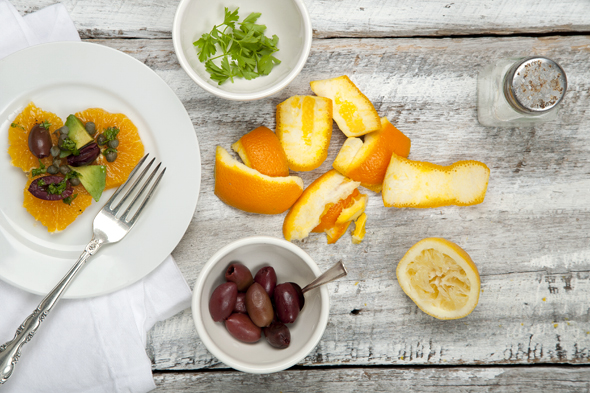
left=14, top=0, right=590, bottom=390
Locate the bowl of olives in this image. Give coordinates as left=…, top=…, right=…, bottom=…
left=191, top=236, right=330, bottom=374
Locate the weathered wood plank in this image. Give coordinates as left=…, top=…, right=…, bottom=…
left=152, top=367, right=590, bottom=392
left=10, top=0, right=590, bottom=39
left=86, top=34, right=590, bottom=369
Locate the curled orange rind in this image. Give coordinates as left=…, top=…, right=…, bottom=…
left=231, top=126, right=289, bottom=177
left=351, top=213, right=367, bottom=244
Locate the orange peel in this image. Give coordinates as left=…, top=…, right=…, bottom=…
left=231, top=126, right=289, bottom=177
left=351, top=212, right=367, bottom=244
left=276, top=95, right=333, bottom=171
left=310, top=75, right=380, bottom=137
left=382, top=155, right=490, bottom=208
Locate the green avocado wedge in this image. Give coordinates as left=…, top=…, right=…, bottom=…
left=64, top=115, right=94, bottom=150
left=70, top=165, right=106, bottom=202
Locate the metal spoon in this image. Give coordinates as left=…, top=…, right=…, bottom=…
left=290, top=260, right=348, bottom=309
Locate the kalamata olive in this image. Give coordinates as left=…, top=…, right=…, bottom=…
left=289, top=282, right=305, bottom=310
left=69, top=177, right=81, bottom=187
left=273, top=283, right=300, bottom=324
left=209, top=282, right=238, bottom=322
left=107, top=139, right=119, bottom=149
left=28, top=123, right=52, bottom=158
left=254, top=266, right=277, bottom=297
left=28, top=176, right=72, bottom=201
left=47, top=165, right=59, bottom=175
left=263, top=321, right=291, bottom=349
left=245, top=283, right=274, bottom=327
left=97, top=134, right=107, bottom=145
left=59, top=165, right=71, bottom=175
left=105, top=150, right=117, bottom=162
left=85, top=121, right=96, bottom=135
left=225, top=313, right=261, bottom=343
left=67, top=143, right=100, bottom=166
left=50, top=146, right=60, bottom=158
left=225, top=263, right=254, bottom=291
left=233, top=292, right=247, bottom=313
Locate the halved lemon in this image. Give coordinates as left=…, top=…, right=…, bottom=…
left=396, top=237, right=480, bottom=320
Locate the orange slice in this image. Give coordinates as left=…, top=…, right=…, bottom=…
left=310, top=75, right=380, bottom=137
left=283, top=169, right=363, bottom=242
left=8, top=102, right=63, bottom=172
left=214, top=146, right=304, bottom=215
left=74, top=108, right=144, bottom=189
left=396, top=237, right=480, bottom=320
left=333, top=117, right=411, bottom=192
left=23, top=176, right=93, bottom=232
left=231, top=126, right=289, bottom=177
left=382, top=155, right=490, bottom=208
left=276, top=95, right=333, bottom=171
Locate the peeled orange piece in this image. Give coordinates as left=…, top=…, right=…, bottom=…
left=215, top=146, right=304, bottom=215
left=351, top=212, right=367, bottom=244
left=283, top=169, right=362, bottom=242
left=396, top=237, right=480, bottom=320
left=334, top=117, right=411, bottom=192
left=8, top=102, right=63, bottom=172
left=382, top=155, right=490, bottom=208
left=231, top=126, right=289, bottom=177
left=74, top=108, right=144, bottom=189
left=23, top=176, right=93, bottom=232
left=310, top=75, right=380, bottom=137
left=276, top=95, right=333, bottom=171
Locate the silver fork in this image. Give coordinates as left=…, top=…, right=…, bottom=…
left=0, top=154, right=165, bottom=385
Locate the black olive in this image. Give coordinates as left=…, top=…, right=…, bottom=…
left=67, top=143, right=100, bottom=167
left=28, top=124, right=52, bottom=158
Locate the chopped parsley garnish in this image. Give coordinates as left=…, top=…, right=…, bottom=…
left=193, top=7, right=280, bottom=85
left=60, top=137, right=80, bottom=156
left=102, top=147, right=117, bottom=156
left=63, top=194, right=78, bottom=205
left=47, top=180, right=67, bottom=195
left=103, top=127, right=120, bottom=142
left=11, top=122, right=24, bottom=130
left=40, top=120, right=51, bottom=129
left=31, top=159, right=47, bottom=177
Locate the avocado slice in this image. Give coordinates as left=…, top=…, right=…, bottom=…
left=64, top=115, right=94, bottom=150
left=70, top=165, right=106, bottom=202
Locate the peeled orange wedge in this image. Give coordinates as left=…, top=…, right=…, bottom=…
left=310, top=75, right=380, bottom=137
left=231, top=126, right=289, bottom=177
left=283, top=169, right=365, bottom=243
left=214, top=146, right=304, bottom=214
left=382, top=155, right=490, bottom=208
left=334, top=117, right=411, bottom=192
left=396, top=237, right=480, bottom=320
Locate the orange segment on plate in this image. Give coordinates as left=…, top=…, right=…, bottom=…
left=214, top=146, right=304, bottom=215
left=23, top=176, right=93, bottom=232
left=396, top=237, right=480, bottom=320
left=333, top=117, right=411, bottom=192
left=74, top=108, right=144, bottom=189
left=276, top=95, right=333, bottom=171
left=382, top=155, right=490, bottom=208
left=310, top=75, right=380, bottom=137
left=231, top=126, right=289, bottom=177
left=8, top=102, right=63, bottom=172
left=283, top=169, right=364, bottom=243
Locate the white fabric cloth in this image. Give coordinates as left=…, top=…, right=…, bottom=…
left=0, top=2, right=193, bottom=392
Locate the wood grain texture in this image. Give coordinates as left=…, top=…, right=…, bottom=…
left=152, top=367, right=590, bottom=392
left=80, top=35, right=590, bottom=370
left=10, top=0, right=590, bottom=39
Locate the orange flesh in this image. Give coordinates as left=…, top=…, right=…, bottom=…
left=312, top=189, right=360, bottom=232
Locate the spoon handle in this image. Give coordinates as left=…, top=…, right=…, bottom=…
left=302, top=260, right=348, bottom=294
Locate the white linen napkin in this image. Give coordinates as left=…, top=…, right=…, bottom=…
left=0, top=2, right=193, bottom=392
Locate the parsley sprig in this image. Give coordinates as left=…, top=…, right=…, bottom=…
left=193, top=8, right=281, bottom=85
left=31, top=159, right=47, bottom=177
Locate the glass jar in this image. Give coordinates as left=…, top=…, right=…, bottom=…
left=477, top=57, right=567, bottom=127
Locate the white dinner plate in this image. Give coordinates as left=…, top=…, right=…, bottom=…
left=0, top=42, right=201, bottom=298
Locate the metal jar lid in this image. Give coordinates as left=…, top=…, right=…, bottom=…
left=503, top=57, right=567, bottom=114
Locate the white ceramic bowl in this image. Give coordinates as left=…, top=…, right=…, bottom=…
left=173, top=0, right=312, bottom=101
left=192, top=236, right=329, bottom=373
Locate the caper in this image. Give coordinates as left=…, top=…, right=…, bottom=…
left=105, top=150, right=117, bottom=162
left=53, top=158, right=61, bottom=167
left=50, top=145, right=60, bottom=157
left=107, top=139, right=119, bottom=149
left=47, top=165, right=59, bottom=175
left=59, top=165, right=71, bottom=175
left=97, top=134, right=107, bottom=145
left=69, top=177, right=81, bottom=187
left=58, top=125, right=69, bottom=135
left=85, top=121, right=96, bottom=135
left=58, top=133, right=68, bottom=147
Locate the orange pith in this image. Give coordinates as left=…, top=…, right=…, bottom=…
left=312, top=189, right=360, bottom=232
left=23, top=175, right=93, bottom=232
left=8, top=102, right=63, bottom=172
left=231, top=126, right=289, bottom=177
left=74, top=108, right=144, bottom=189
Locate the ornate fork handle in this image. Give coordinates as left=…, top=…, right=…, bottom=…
left=0, top=238, right=103, bottom=384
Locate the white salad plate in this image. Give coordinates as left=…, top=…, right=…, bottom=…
left=0, top=42, right=201, bottom=298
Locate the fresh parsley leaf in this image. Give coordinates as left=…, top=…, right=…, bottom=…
left=40, top=120, right=51, bottom=129
left=11, top=122, right=25, bottom=130
left=223, top=7, right=239, bottom=29
left=63, top=194, right=78, bottom=205
left=242, top=12, right=261, bottom=24
left=193, top=33, right=217, bottom=62
left=258, top=54, right=281, bottom=76
left=60, top=137, right=80, bottom=156
left=31, top=159, right=46, bottom=177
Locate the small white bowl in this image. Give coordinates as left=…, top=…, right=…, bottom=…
left=192, top=236, right=329, bottom=373
left=173, top=0, right=312, bottom=101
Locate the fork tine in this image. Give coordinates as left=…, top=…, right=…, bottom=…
left=104, top=154, right=150, bottom=211
left=124, top=167, right=166, bottom=227
left=119, top=161, right=161, bottom=221
left=110, top=157, right=155, bottom=212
